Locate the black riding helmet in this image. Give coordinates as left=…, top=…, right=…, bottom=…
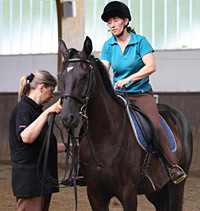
left=101, top=1, right=131, bottom=22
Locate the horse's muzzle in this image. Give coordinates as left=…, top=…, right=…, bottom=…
left=61, top=112, right=79, bottom=129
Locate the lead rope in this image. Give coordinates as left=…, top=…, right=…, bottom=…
left=38, top=113, right=56, bottom=211
left=38, top=113, right=80, bottom=211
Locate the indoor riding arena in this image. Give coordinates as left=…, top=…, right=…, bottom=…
left=0, top=0, right=200, bottom=210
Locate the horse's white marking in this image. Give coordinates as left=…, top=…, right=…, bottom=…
left=67, top=66, right=73, bottom=72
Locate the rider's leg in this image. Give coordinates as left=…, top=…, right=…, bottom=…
left=127, top=90, right=187, bottom=184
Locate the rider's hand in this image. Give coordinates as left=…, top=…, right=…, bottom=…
left=114, top=77, right=131, bottom=90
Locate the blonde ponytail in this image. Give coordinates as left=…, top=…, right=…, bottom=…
left=18, top=75, right=31, bottom=102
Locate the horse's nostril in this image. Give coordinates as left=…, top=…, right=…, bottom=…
left=68, top=114, right=75, bottom=124
left=61, top=114, right=77, bottom=128
left=62, top=115, right=73, bottom=124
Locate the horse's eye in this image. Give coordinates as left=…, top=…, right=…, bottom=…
left=81, top=73, right=89, bottom=80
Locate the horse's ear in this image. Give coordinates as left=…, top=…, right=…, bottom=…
left=59, top=39, right=68, bottom=59
left=82, top=36, right=93, bottom=56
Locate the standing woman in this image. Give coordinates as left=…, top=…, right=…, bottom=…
left=9, top=70, right=65, bottom=211
left=100, top=1, right=186, bottom=184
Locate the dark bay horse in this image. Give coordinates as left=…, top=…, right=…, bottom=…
left=59, top=36, right=193, bottom=211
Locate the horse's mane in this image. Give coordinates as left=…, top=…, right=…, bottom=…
left=93, top=57, right=125, bottom=108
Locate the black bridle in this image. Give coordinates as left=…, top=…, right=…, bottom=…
left=61, top=58, right=95, bottom=121
left=61, top=56, right=128, bottom=168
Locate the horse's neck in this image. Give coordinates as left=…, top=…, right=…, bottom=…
left=87, top=83, right=124, bottom=140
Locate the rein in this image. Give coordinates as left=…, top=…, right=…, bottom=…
left=61, top=57, right=128, bottom=168
left=86, top=106, right=127, bottom=168
left=37, top=112, right=80, bottom=211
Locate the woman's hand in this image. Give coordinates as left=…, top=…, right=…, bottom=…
left=46, top=99, right=62, bottom=115
left=114, top=77, right=131, bottom=90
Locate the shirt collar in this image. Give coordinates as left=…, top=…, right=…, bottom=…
left=21, top=96, right=43, bottom=110
left=109, top=32, right=138, bottom=46
left=110, top=35, right=118, bottom=45
left=129, top=32, right=138, bottom=45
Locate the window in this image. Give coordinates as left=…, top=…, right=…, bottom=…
left=0, top=0, right=58, bottom=55
left=85, top=0, right=200, bottom=51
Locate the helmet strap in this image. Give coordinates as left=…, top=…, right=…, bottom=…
left=115, top=20, right=129, bottom=37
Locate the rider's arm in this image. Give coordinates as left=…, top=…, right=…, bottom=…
left=114, top=52, right=156, bottom=90
left=101, top=60, right=110, bottom=72
left=128, top=52, right=156, bottom=82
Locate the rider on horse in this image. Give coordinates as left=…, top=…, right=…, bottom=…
left=100, top=0, right=186, bottom=184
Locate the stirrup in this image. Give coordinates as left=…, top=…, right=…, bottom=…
left=169, top=165, right=187, bottom=184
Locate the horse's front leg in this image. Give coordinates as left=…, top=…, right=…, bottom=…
left=118, top=186, right=138, bottom=211
left=87, top=185, right=110, bottom=211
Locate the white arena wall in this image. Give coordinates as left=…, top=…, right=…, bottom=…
left=0, top=49, right=200, bottom=93
left=0, top=54, right=58, bottom=92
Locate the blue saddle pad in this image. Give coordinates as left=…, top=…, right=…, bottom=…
left=128, top=109, right=177, bottom=153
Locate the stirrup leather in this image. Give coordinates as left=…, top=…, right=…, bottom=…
left=169, top=165, right=187, bottom=184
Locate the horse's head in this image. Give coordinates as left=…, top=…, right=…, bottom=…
left=59, top=36, right=94, bottom=129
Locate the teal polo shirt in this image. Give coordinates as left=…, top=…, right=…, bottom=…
left=101, top=32, right=154, bottom=93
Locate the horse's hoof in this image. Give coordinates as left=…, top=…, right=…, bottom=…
left=76, top=177, right=87, bottom=186
left=171, top=170, right=187, bottom=184
left=60, top=177, right=74, bottom=186
left=60, top=177, right=87, bottom=187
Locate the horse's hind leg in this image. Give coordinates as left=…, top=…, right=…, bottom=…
left=145, top=181, right=185, bottom=211
left=145, top=185, right=169, bottom=211
left=167, top=181, right=186, bottom=211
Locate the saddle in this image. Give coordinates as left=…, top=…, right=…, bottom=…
left=128, top=104, right=160, bottom=154
left=128, top=104, right=177, bottom=153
